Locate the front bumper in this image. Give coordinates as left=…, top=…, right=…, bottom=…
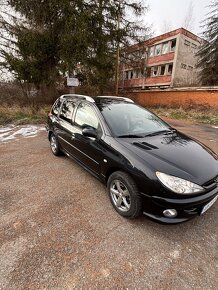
left=142, top=187, right=218, bottom=224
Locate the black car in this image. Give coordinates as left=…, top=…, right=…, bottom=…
left=46, top=94, right=218, bottom=224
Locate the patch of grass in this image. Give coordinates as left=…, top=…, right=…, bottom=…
left=151, top=106, right=218, bottom=125
left=0, top=105, right=50, bottom=125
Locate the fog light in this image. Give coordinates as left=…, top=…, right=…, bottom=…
left=163, top=209, right=177, bottom=218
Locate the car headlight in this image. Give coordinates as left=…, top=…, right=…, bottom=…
left=156, top=171, right=204, bottom=194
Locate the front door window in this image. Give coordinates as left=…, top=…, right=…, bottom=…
left=75, top=103, right=99, bottom=130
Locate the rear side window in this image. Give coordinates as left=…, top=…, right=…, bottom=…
left=51, top=98, right=62, bottom=116
left=59, top=100, right=75, bottom=123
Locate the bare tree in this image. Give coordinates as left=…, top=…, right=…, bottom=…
left=161, top=20, right=172, bottom=34
left=0, top=2, right=15, bottom=81
left=119, top=40, right=149, bottom=90
left=183, top=1, right=195, bottom=31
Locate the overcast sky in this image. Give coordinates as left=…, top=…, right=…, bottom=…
left=145, top=0, right=211, bottom=37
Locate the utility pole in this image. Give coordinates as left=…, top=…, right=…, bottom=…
left=115, top=0, right=121, bottom=96
left=142, top=47, right=148, bottom=90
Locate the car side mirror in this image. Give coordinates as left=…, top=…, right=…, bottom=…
left=82, top=127, right=98, bottom=139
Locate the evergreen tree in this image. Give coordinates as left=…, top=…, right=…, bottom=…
left=197, top=0, right=218, bottom=85
left=0, top=0, right=149, bottom=96
left=1, top=0, right=92, bottom=97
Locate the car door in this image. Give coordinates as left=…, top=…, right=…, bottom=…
left=70, top=102, right=104, bottom=175
left=55, top=99, right=78, bottom=155
left=48, top=97, right=63, bottom=133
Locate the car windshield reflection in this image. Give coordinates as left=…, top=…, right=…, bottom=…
left=98, top=102, right=171, bottom=137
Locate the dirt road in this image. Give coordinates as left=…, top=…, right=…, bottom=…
left=0, top=120, right=217, bottom=289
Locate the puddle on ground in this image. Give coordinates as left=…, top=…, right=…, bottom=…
left=0, top=125, right=46, bottom=143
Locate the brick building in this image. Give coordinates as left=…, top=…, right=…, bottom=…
left=119, top=28, right=203, bottom=89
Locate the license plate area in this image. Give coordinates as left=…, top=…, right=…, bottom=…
left=201, top=195, right=218, bottom=215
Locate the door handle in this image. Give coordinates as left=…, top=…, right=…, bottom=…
left=71, top=133, right=75, bottom=139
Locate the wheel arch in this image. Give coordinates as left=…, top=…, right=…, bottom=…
left=105, top=167, right=122, bottom=184
left=48, top=130, right=53, bottom=140
left=105, top=166, right=135, bottom=185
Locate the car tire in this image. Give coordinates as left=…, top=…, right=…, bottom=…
left=107, top=171, right=142, bottom=218
left=50, top=133, right=62, bottom=156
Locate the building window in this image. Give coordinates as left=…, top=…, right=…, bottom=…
left=149, top=46, right=155, bottom=57
left=146, top=67, right=151, bottom=77
left=124, top=64, right=175, bottom=79
left=141, top=50, right=146, bottom=58
left=155, top=44, right=162, bottom=55
left=135, top=70, right=139, bottom=78
left=167, top=64, right=173, bottom=75
left=126, top=53, right=133, bottom=63
left=184, top=39, right=190, bottom=46
left=160, top=65, right=166, bottom=75
left=187, top=65, right=193, bottom=70
left=191, top=43, right=197, bottom=49
left=162, top=42, right=169, bottom=54
left=148, top=39, right=176, bottom=57
left=124, top=70, right=142, bottom=79
left=181, top=63, right=187, bottom=69
left=170, top=39, right=177, bottom=51
left=151, top=66, right=159, bottom=77
left=129, top=71, right=134, bottom=79
left=136, top=69, right=143, bottom=78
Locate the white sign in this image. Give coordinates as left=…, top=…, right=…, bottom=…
left=67, top=77, right=79, bottom=87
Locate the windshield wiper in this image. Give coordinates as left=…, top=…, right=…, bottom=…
left=117, top=129, right=176, bottom=138
left=117, top=134, right=144, bottom=138
left=145, top=129, right=176, bottom=137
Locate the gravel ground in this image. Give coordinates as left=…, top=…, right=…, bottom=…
left=0, top=120, right=217, bottom=289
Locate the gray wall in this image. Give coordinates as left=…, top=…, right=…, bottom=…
left=172, top=34, right=201, bottom=87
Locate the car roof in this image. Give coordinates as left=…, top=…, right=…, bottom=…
left=60, top=94, right=134, bottom=105
left=60, top=94, right=95, bottom=103
left=94, top=96, right=134, bottom=104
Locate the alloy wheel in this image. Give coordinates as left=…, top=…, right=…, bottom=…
left=110, top=179, right=131, bottom=212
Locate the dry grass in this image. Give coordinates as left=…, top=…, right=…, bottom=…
left=0, top=105, right=50, bottom=125
left=151, top=106, right=218, bottom=125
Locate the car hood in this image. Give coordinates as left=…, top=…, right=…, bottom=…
left=116, top=131, right=218, bottom=185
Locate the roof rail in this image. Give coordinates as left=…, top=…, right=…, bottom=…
left=97, top=96, right=134, bottom=103
left=60, top=94, right=95, bottom=103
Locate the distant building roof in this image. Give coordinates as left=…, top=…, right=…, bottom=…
left=125, top=28, right=203, bottom=52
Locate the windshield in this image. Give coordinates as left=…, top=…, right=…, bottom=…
left=99, top=102, right=171, bottom=137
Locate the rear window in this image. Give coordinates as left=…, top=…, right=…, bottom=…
left=51, top=98, right=62, bottom=116
left=59, top=100, right=75, bottom=123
